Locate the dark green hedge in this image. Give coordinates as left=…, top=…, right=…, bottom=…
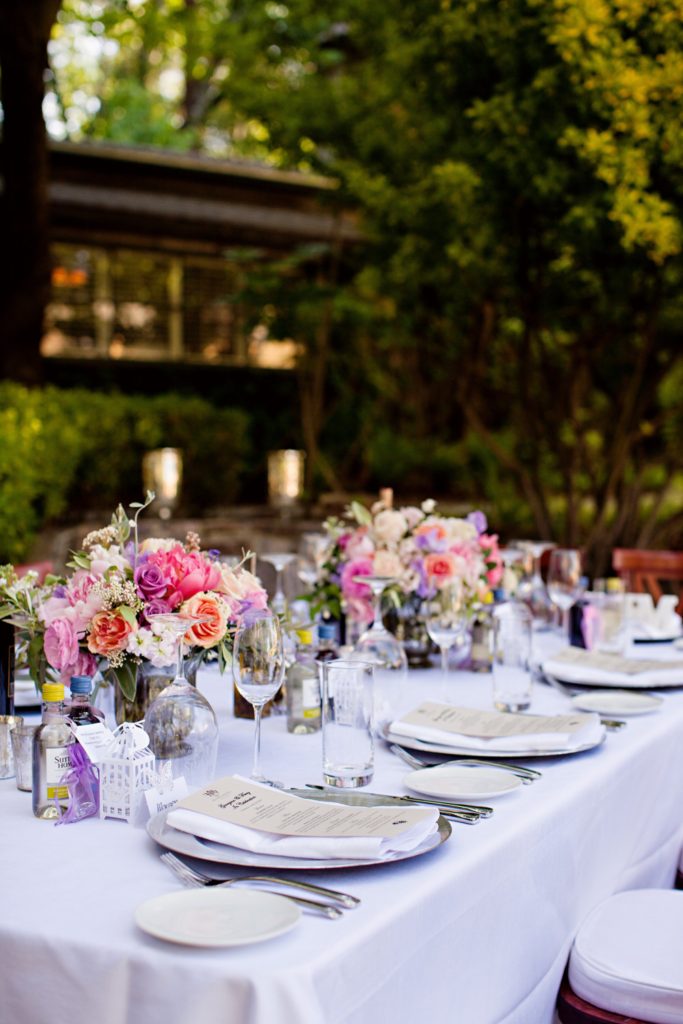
left=0, top=383, right=250, bottom=562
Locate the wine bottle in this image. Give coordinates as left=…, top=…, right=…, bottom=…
left=0, top=620, right=15, bottom=716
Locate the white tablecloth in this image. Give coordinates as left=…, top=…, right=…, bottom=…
left=2, top=642, right=683, bottom=1024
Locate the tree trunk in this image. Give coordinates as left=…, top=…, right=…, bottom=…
left=0, top=0, right=61, bottom=384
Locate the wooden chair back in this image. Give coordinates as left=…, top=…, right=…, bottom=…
left=612, top=549, right=683, bottom=615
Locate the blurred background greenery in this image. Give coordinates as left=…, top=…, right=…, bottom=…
left=0, top=0, right=681, bottom=572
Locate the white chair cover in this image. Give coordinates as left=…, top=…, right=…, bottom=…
left=569, top=890, right=683, bottom=1024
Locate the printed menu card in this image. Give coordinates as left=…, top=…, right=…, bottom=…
left=543, top=646, right=683, bottom=688
left=166, top=777, right=439, bottom=860
left=390, top=701, right=603, bottom=751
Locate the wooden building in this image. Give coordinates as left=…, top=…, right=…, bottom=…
left=42, top=141, right=360, bottom=388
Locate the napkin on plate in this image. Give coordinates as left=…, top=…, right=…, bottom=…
left=543, top=647, right=683, bottom=688
left=166, top=780, right=439, bottom=861
left=388, top=704, right=604, bottom=752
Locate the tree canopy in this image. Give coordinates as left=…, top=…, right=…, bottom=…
left=3, top=0, right=683, bottom=565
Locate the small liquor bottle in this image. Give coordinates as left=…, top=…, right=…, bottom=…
left=67, top=675, right=104, bottom=725
left=32, top=683, right=76, bottom=819
left=0, top=620, right=15, bottom=716
left=286, top=629, right=321, bottom=734
left=315, top=622, right=339, bottom=665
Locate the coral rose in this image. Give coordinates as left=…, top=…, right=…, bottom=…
left=424, top=552, right=458, bottom=588
left=180, top=593, right=229, bottom=649
left=87, top=610, right=136, bottom=656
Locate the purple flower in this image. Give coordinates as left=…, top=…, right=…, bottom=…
left=467, top=510, right=488, bottom=535
left=208, top=549, right=221, bottom=560
left=142, top=597, right=173, bottom=623
left=53, top=585, right=67, bottom=598
left=135, top=563, right=169, bottom=601
left=415, top=528, right=448, bottom=553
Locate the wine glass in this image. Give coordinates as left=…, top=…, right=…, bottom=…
left=260, top=553, right=296, bottom=615
left=143, top=614, right=219, bottom=790
left=425, top=583, right=469, bottom=675
left=547, top=549, right=583, bottom=638
left=352, top=575, right=408, bottom=671
left=510, top=540, right=556, bottom=627
left=232, top=614, right=285, bottom=782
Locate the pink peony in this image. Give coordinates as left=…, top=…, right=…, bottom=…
left=345, top=529, right=375, bottom=561
left=59, top=650, right=98, bottom=684
left=44, top=618, right=80, bottom=672
left=340, top=558, right=374, bottom=601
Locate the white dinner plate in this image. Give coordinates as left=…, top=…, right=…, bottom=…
left=135, top=888, right=300, bottom=947
left=147, top=791, right=452, bottom=871
left=381, top=723, right=605, bottom=759
left=404, top=765, right=522, bottom=800
left=570, top=690, right=662, bottom=716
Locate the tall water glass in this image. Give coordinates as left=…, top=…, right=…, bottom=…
left=321, top=659, right=374, bottom=788
left=492, top=604, right=533, bottom=712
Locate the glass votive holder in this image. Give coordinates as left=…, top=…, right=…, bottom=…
left=10, top=723, right=37, bottom=791
left=0, top=714, right=24, bottom=779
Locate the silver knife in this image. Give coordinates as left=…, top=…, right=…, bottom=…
left=302, top=784, right=493, bottom=818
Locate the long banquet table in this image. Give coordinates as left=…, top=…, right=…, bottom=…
left=2, top=643, right=683, bottom=1024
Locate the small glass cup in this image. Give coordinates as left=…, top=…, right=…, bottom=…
left=492, top=605, right=533, bottom=712
left=10, top=723, right=38, bottom=791
left=0, top=714, right=24, bottom=779
left=321, top=659, right=374, bottom=788
left=583, top=589, right=629, bottom=654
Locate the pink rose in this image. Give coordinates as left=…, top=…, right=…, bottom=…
left=424, top=552, right=458, bottom=588
left=345, top=529, right=375, bottom=561
left=180, top=593, right=229, bottom=649
left=44, top=618, right=80, bottom=672
left=87, top=610, right=136, bottom=656
left=59, top=650, right=98, bottom=685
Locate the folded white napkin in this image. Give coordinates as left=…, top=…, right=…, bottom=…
left=167, top=797, right=439, bottom=862
left=543, top=655, right=683, bottom=689
left=389, top=716, right=603, bottom=752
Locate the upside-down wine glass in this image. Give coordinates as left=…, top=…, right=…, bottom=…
left=260, top=553, right=296, bottom=615
left=232, top=614, right=285, bottom=782
left=143, top=614, right=219, bottom=790
left=352, top=575, right=408, bottom=671
left=425, top=582, right=469, bottom=675
left=546, top=549, right=583, bottom=639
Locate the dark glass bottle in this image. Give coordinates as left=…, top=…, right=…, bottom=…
left=315, top=622, right=339, bottom=664
left=67, top=675, right=104, bottom=725
left=0, top=620, right=15, bottom=716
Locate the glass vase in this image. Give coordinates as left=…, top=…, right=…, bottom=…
left=113, top=655, right=201, bottom=725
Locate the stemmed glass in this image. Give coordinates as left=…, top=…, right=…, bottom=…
left=352, top=575, right=407, bottom=671
left=260, top=553, right=296, bottom=615
left=143, top=614, right=219, bottom=789
left=546, top=549, right=583, bottom=638
left=232, top=614, right=285, bottom=782
left=425, top=583, right=469, bottom=675
left=510, top=540, right=556, bottom=626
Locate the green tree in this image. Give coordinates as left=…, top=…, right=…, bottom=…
left=45, top=1, right=683, bottom=567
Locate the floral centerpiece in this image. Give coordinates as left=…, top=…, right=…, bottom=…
left=0, top=494, right=269, bottom=715
left=307, top=497, right=503, bottom=627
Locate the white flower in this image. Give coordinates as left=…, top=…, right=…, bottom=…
left=372, top=509, right=407, bottom=546
left=373, top=550, right=404, bottom=578
left=139, top=537, right=179, bottom=554
left=444, top=518, right=478, bottom=543
left=421, top=499, right=436, bottom=514
left=88, top=543, right=131, bottom=577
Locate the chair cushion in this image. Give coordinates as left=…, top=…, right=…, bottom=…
left=569, top=890, right=683, bottom=1024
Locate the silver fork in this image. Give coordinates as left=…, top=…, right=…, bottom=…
left=161, top=853, right=357, bottom=917
left=389, top=743, right=541, bottom=782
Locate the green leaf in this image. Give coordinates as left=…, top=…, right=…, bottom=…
left=349, top=501, right=372, bottom=527
left=109, top=661, right=137, bottom=702
left=118, top=605, right=138, bottom=627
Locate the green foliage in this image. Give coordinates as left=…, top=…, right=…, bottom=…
left=0, top=383, right=250, bottom=562
left=45, top=0, right=683, bottom=567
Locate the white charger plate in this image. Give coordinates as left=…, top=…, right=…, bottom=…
left=404, top=765, right=521, bottom=800
left=135, top=888, right=300, bottom=947
left=382, top=723, right=605, bottom=759
left=147, top=791, right=452, bottom=871
left=570, top=690, right=662, bottom=716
